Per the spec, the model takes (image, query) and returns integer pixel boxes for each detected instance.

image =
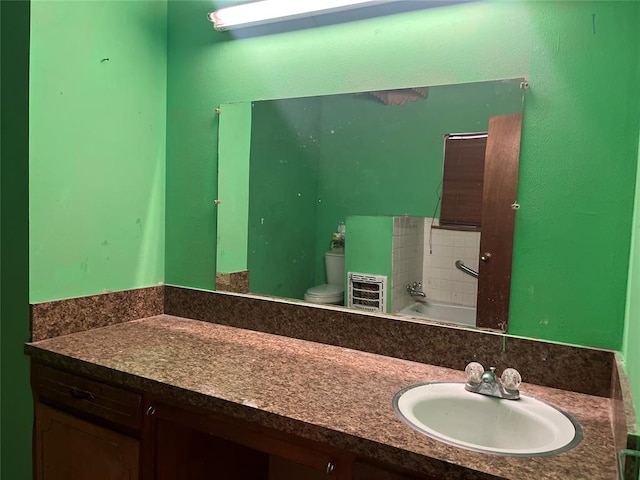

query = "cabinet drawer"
[34,364,142,431]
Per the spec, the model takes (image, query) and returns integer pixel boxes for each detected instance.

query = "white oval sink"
[393,383,582,457]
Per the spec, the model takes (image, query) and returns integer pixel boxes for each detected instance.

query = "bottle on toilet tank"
[330,222,345,252]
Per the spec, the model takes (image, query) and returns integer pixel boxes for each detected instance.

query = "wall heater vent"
[348,272,387,313]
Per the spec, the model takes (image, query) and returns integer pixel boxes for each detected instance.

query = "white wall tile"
[422,222,480,307]
[439,291,452,302]
[462,293,476,307]
[392,216,425,312]
[464,246,478,260]
[461,282,476,294]
[440,245,453,257]
[394,217,479,312]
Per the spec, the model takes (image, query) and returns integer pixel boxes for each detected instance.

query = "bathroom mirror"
[215,78,525,332]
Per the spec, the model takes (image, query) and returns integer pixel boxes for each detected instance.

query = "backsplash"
[163,286,616,398]
[29,284,637,454]
[29,284,623,398]
[30,286,163,341]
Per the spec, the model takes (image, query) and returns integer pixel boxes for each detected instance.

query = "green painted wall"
[247,98,321,298]
[509,3,639,349]
[217,102,252,273]
[345,216,394,312]
[314,80,523,283]
[318,80,522,216]
[166,1,640,350]
[29,0,168,303]
[624,128,640,433]
[1,1,32,477]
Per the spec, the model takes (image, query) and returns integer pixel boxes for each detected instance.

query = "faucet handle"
[464,362,484,384]
[482,366,497,383]
[501,368,522,390]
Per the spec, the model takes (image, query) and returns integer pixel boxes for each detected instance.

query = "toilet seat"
[304,284,344,304]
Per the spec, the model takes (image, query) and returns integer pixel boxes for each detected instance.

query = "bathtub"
[398,301,476,327]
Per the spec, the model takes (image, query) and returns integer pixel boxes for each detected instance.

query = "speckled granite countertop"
[25,315,617,480]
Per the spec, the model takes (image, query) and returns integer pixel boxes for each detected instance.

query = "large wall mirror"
[215,78,525,332]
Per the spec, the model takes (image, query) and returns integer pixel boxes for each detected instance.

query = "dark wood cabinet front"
[34,403,139,480]
[141,400,352,480]
[153,416,268,480]
[32,363,439,480]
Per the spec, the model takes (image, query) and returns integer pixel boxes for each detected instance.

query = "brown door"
[34,403,139,480]
[476,113,523,330]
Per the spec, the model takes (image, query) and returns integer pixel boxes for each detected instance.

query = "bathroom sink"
[393,383,582,457]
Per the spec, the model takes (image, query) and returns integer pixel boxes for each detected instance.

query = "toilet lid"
[306,284,344,297]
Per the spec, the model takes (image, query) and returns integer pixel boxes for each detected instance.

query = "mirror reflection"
[216,78,525,331]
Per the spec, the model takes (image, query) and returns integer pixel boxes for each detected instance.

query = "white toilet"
[304,252,345,305]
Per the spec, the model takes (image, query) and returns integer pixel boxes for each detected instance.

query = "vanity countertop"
[25,315,617,480]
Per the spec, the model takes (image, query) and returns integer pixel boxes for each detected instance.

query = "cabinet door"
[142,400,352,480]
[152,413,269,480]
[269,455,341,480]
[353,460,438,480]
[35,403,139,480]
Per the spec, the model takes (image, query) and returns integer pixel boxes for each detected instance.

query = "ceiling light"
[207,0,397,31]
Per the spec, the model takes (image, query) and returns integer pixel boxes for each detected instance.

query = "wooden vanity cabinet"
[32,364,142,480]
[32,363,438,480]
[34,404,139,480]
[353,460,438,480]
[141,399,354,480]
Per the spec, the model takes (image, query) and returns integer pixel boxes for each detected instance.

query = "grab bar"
[455,260,478,279]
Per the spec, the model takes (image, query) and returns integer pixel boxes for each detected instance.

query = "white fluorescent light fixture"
[208,0,397,31]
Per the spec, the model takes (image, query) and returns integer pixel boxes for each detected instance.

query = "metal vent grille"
[348,272,387,313]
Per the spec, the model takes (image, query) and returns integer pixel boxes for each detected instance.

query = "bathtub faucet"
[406,282,426,298]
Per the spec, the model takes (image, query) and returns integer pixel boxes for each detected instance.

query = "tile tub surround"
[392,216,425,313]
[423,222,481,308]
[164,286,615,397]
[25,316,617,480]
[390,216,481,312]
[30,286,163,341]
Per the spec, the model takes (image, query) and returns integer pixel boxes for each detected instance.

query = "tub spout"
[406,282,426,298]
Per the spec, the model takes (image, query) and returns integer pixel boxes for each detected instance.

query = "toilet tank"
[325,252,345,286]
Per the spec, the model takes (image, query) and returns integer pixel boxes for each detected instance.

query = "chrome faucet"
[464,362,521,400]
[406,281,426,298]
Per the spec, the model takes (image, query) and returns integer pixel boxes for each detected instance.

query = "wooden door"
[476,113,523,330]
[34,403,139,480]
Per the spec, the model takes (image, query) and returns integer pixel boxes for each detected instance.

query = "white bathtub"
[398,301,476,327]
